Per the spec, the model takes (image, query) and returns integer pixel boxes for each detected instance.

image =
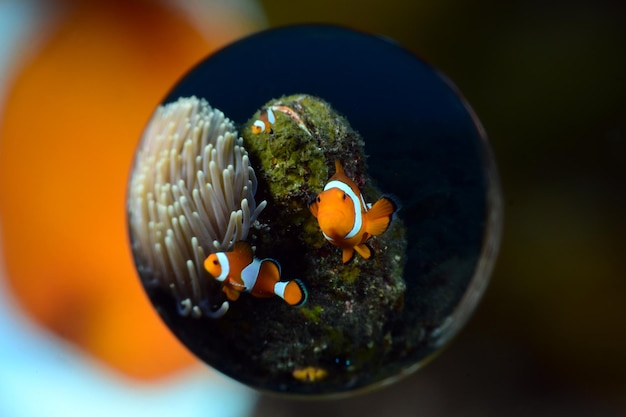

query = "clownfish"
[251,107,275,134]
[204,241,307,307]
[309,160,396,264]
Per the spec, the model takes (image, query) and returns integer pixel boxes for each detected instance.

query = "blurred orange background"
[0,0,263,380]
[1,0,625,415]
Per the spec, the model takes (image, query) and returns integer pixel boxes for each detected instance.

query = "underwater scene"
[127,25,501,396]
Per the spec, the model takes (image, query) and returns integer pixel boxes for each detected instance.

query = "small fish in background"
[292,366,328,383]
[251,107,275,134]
[309,160,396,263]
[204,241,307,306]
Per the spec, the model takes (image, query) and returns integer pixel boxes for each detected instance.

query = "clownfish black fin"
[341,247,356,264]
[260,258,281,280]
[232,241,254,258]
[308,196,319,217]
[279,279,308,307]
[354,243,373,260]
[334,160,345,175]
[366,197,397,236]
[292,279,308,307]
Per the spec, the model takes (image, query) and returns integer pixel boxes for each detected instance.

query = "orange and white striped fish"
[251,108,275,134]
[309,160,396,263]
[204,241,307,306]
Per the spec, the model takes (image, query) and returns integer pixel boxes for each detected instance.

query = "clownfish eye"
[212,259,219,265]
[317,196,321,203]
[342,193,347,200]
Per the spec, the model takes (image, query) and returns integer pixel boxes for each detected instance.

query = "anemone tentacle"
[129,96,265,318]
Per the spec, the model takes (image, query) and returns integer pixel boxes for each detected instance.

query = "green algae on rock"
[237,94,408,392]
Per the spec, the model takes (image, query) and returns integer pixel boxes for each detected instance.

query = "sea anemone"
[128,96,266,318]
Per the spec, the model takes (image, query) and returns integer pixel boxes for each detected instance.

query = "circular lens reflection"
[128,25,502,397]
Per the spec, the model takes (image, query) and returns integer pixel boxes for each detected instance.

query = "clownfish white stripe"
[309,160,397,264]
[204,241,307,308]
[253,120,266,132]
[240,258,262,290]
[267,108,276,124]
[215,252,230,281]
[323,180,362,239]
[274,281,287,299]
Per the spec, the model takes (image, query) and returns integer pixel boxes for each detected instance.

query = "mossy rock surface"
[216,94,410,393]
